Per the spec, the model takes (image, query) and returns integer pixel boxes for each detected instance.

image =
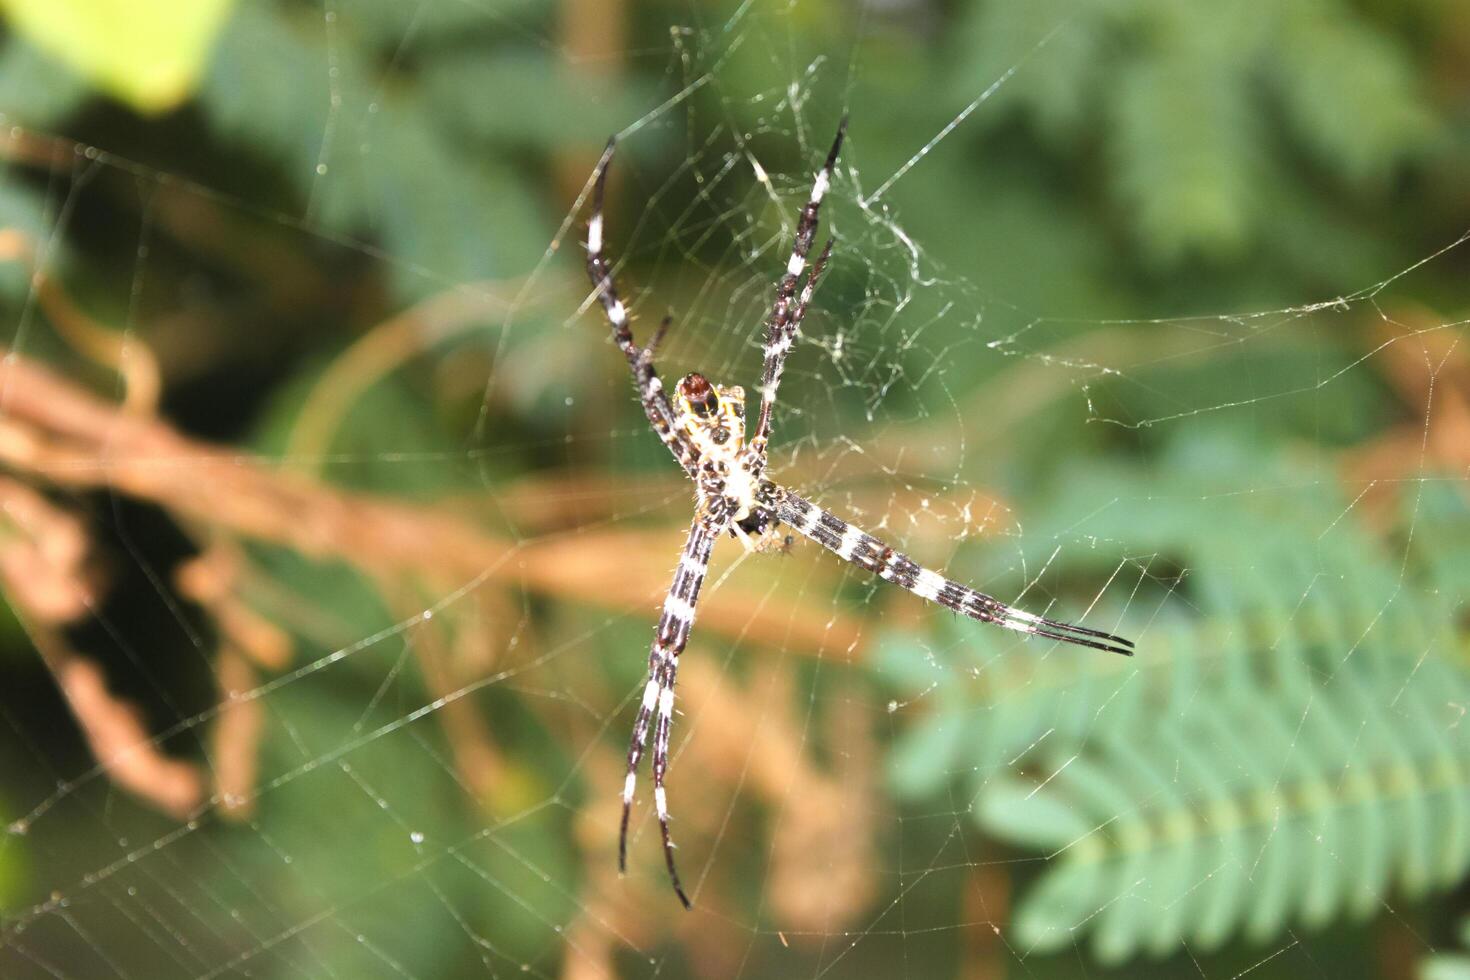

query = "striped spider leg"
[618,511,723,909]
[749,117,847,457]
[777,491,1134,656]
[586,138,698,479]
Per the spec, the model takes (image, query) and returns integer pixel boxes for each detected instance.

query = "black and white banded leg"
[586,139,698,477]
[778,491,1134,656]
[619,516,722,908]
[751,119,847,449]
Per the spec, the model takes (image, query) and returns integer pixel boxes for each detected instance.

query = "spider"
[584,119,1134,908]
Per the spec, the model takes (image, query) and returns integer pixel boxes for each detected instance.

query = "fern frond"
[942,0,1446,268]
[1268,1,1439,186]
[882,431,1470,960]
[977,651,1470,962]
[948,0,1107,145]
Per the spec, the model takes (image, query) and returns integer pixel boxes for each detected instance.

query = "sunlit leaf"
[0,0,234,113]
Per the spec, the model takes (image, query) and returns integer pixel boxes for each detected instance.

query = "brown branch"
[0,474,203,816]
[0,230,161,414]
[382,574,512,809]
[42,635,205,818]
[177,546,293,820]
[0,348,868,657]
[285,284,520,467]
[0,476,98,623]
[679,659,879,933]
[210,648,263,819]
[177,547,293,671]
[961,861,1012,980]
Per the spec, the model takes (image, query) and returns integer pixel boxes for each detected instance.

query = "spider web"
[0,2,1467,978]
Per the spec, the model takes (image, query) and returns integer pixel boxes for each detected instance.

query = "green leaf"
[888,709,969,800]
[0,179,56,300]
[975,771,1093,849]
[1269,2,1440,185]
[1423,956,1470,980]
[422,50,650,150]
[198,3,546,300]
[0,0,233,113]
[0,34,88,125]
[225,678,574,973]
[948,0,1106,145]
[991,655,1470,962]
[1106,45,1262,265]
[0,793,27,910]
[938,0,1445,280]
[896,429,1470,961]
[873,631,952,693]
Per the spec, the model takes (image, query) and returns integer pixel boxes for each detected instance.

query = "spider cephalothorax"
[674,373,745,452]
[674,373,780,544]
[585,118,1134,908]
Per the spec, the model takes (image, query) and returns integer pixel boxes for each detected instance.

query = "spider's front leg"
[620,512,725,908]
[750,119,847,456]
[585,140,697,478]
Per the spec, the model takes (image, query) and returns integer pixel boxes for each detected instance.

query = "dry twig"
[37,632,205,818]
[0,462,208,817]
[0,347,868,656]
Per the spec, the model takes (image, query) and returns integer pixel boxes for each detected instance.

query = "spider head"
[677,373,719,418]
[676,373,745,451]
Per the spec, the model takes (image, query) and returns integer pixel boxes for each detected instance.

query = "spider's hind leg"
[620,516,720,908]
[777,489,1135,656]
[619,647,669,871]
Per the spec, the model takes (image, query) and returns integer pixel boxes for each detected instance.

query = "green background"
[1,1,1468,977]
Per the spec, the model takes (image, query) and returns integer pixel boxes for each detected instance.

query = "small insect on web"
[583,118,1135,908]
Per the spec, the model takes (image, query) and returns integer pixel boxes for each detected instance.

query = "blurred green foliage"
[952,0,1439,265]
[1423,918,1470,980]
[0,0,1468,978]
[885,434,1470,963]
